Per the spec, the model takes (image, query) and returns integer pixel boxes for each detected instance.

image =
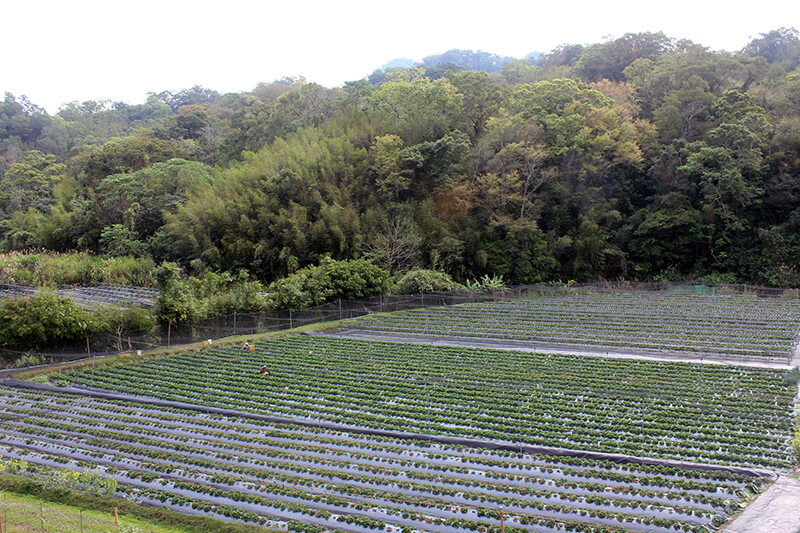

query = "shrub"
[154,263,266,323]
[154,263,200,324]
[0,292,99,346]
[393,268,463,293]
[0,291,158,351]
[268,258,390,309]
[188,270,267,316]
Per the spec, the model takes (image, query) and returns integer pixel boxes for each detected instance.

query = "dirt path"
[320,330,798,370]
[725,475,800,533]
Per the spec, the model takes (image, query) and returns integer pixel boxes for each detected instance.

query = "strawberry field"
[0,385,771,533]
[52,336,796,469]
[341,293,800,359]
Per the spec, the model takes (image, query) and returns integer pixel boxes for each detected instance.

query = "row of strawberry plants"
[57,336,795,467]
[1,406,738,518]
[0,422,688,532]
[2,386,756,489]
[1,387,758,532]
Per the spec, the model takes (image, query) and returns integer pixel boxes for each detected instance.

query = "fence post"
[40,501,43,532]
[379,294,383,313]
[233,312,237,336]
[339,299,342,319]
[289,309,293,330]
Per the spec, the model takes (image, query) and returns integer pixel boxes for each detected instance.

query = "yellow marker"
[119,353,131,358]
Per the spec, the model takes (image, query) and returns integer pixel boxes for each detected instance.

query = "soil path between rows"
[0,376,777,481]
[321,330,799,369]
[724,475,800,533]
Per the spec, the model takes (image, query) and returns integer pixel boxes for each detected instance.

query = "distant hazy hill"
[375,48,542,76]
[379,58,415,71]
[421,49,518,73]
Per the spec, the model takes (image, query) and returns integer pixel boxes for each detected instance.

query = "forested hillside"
[2,29,800,286]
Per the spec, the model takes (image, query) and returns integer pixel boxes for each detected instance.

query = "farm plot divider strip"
[0,377,777,481]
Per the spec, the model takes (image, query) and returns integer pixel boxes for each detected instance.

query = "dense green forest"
[2,29,800,287]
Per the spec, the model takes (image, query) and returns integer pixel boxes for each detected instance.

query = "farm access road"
[319,330,799,369]
[724,475,800,533]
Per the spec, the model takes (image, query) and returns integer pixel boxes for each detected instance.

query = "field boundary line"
[325,330,798,369]
[0,377,778,480]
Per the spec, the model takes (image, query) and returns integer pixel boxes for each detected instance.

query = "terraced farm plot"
[341,293,800,359]
[0,386,770,533]
[55,336,796,469]
[57,283,159,309]
[0,283,158,309]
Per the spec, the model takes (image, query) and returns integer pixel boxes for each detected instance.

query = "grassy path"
[0,491,190,533]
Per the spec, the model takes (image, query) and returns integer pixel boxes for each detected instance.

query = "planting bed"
[0,386,768,532]
[340,293,800,359]
[54,336,796,469]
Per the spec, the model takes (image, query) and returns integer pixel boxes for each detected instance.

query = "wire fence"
[1,280,799,369]
[0,492,154,533]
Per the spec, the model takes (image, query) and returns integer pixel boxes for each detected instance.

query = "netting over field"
[0,283,158,309]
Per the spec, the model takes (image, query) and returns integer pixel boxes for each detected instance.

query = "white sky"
[2,0,799,114]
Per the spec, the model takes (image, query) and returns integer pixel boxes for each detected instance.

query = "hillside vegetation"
[2,29,800,286]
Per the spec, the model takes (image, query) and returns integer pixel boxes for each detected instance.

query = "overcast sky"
[3,0,799,113]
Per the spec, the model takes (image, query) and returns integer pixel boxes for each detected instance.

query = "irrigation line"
[0,377,778,481]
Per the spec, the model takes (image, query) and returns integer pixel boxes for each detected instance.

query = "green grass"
[0,490,191,533]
